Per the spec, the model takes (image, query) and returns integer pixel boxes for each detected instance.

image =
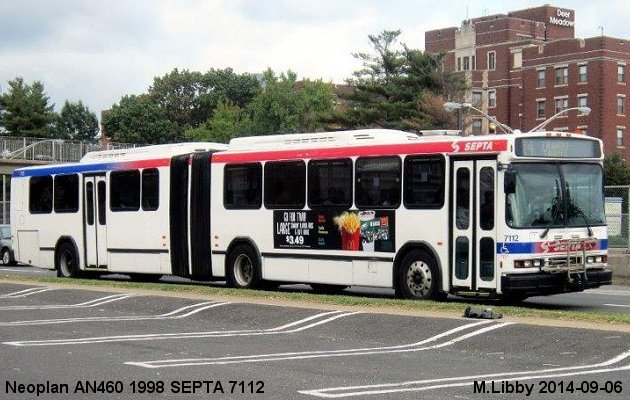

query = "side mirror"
[504,170,516,194]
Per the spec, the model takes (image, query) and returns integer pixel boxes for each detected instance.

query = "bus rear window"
[264,161,306,209]
[355,157,401,208]
[54,174,79,213]
[403,156,445,209]
[308,159,352,208]
[224,163,262,209]
[110,170,140,212]
[29,176,53,214]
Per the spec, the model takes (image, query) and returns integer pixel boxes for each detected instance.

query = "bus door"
[83,175,108,269]
[451,159,497,292]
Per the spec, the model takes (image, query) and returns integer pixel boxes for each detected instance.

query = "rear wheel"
[56,242,80,278]
[396,250,440,300]
[226,244,260,289]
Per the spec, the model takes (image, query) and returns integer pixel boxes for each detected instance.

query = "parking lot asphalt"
[0,283,628,399]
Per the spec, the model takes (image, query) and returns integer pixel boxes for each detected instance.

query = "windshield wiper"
[565,182,594,237]
[540,179,562,239]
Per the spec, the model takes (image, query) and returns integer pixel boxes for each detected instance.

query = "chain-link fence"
[605,185,630,248]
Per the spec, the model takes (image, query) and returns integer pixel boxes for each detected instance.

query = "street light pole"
[528,107,591,132]
[443,102,513,133]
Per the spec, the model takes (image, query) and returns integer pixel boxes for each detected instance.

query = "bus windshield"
[506,163,605,229]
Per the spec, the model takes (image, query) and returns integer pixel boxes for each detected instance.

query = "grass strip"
[2,274,629,326]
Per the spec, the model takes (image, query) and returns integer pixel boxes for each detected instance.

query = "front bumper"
[501,268,613,297]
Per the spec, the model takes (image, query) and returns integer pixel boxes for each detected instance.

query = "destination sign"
[515,137,601,158]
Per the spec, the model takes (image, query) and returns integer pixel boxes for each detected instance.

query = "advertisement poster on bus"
[273,210,395,252]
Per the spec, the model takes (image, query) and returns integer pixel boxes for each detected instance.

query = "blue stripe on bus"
[12,162,118,178]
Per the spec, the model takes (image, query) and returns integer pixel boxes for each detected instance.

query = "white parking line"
[604,303,630,308]
[3,310,360,347]
[125,321,511,369]
[0,301,229,326]
[0,287,54,298]
[0,293,132,311]
[299,350,630,398]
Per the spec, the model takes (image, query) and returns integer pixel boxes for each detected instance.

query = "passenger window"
[404,156,445,209]
[53,174,79,213]
[308,159,352,208]
[29,176,53,214]
[224,163,262,209]
[110,170,140,212]
[264,161,306,209]
[141,169,159,211]
[355,157,401,208]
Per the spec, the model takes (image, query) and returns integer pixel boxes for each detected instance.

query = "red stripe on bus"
[211,139,508,163]
[121,158,171,169]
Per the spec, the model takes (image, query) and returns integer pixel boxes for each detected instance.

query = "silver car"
[0,225,16,265]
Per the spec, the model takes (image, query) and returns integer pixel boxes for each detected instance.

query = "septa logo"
[539,239,598,253]
[452,140,494,153]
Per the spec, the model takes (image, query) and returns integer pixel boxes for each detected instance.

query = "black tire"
[56,241,80,278]
[310,283,348,294]
[396,249,440,300]
[128,273,162,283]
[1,248,16,266]
[226,244,261,289]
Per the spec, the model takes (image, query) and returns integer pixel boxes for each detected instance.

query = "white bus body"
[11,130,611,300]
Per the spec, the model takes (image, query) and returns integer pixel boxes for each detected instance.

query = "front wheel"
[396,250,440,300]
[56,242,80,278]
[1,248,16,266]
[226,244,261,289]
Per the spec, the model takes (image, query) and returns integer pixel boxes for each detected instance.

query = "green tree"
[102,95,178,144]
[340,30,467,130]
[56,100,99,141]
[604,153,630,185]
[247,69,335,134]
[148,68,260,131]
[0,77,56,137]
[184,100,250,143]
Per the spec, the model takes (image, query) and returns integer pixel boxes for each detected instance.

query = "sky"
[1,0,629,117]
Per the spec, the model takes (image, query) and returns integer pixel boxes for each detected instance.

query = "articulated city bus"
[10,129,612,300]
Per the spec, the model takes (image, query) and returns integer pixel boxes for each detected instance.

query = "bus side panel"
[190,152,213,278]
[169,154,190,277]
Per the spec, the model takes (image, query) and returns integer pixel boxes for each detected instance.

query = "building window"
[488,90,496,108]
[0,175,10,224]
[578,64,587,83]
[471,55,476,70]
[487,51,496,70]
[463,56,470,71]
[536,100,546,118]
[578,95,588,115]
[617,128,625,147]
[618,64,626,83]
[577,125,588,135]
[555,66,568,85]
[618,96,626,115]
[537,69,546,88]
[457,57,461,71]
[555,97,568,114]
[472,91,482,107]
[471,118,482,135]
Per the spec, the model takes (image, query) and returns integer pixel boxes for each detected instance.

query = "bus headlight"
[586,256,594,264]
[514,259,543,268]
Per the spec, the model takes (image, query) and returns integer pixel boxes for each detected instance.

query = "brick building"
[425,4,630,158]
